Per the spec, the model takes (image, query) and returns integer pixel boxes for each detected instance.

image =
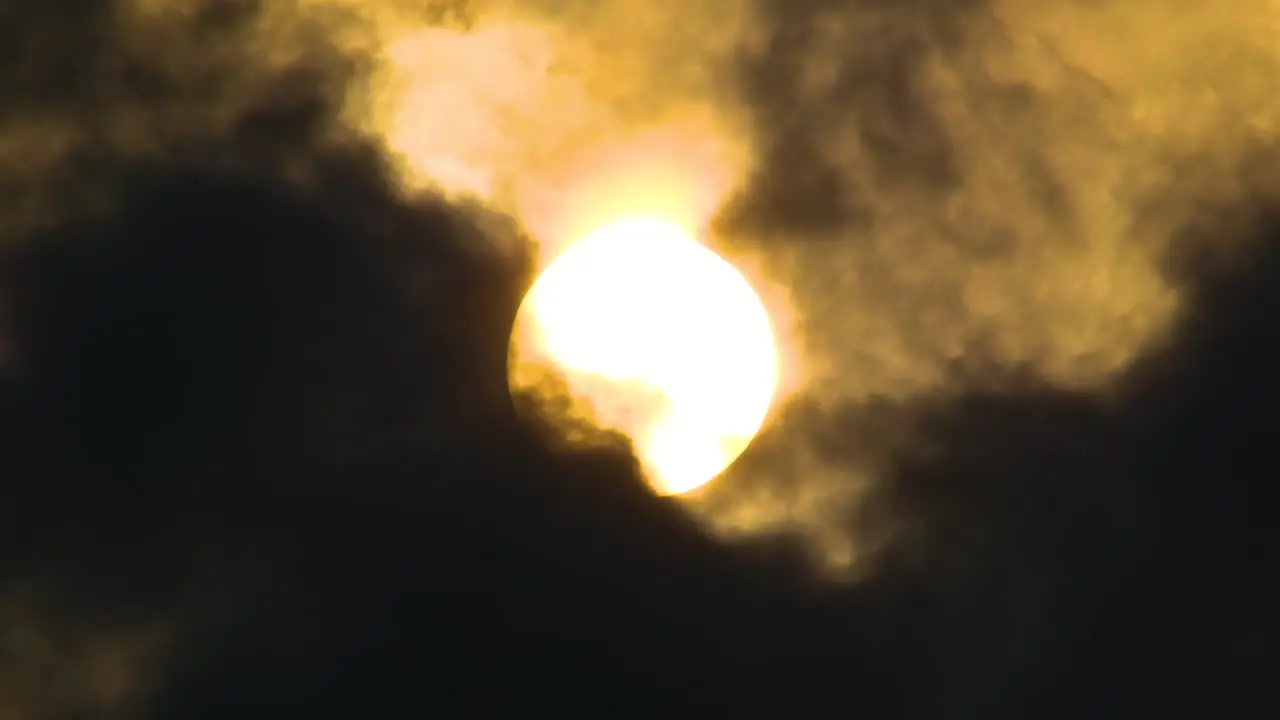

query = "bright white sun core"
[508,216,779,496]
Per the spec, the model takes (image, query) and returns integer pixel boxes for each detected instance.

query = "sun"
[508,216,779,496]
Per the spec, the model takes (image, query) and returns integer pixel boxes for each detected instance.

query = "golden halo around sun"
[508,216,779,496]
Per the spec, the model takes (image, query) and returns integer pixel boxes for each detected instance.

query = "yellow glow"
[510,217,778,495]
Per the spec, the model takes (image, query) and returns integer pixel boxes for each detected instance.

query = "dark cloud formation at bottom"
[2,2,1280,718]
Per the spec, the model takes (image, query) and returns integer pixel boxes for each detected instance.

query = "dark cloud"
[714,0,980,237]
[2,0,1279,717]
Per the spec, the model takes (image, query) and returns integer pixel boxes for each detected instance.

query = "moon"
[508,216,779,496]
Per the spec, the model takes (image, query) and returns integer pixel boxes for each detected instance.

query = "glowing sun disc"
[508,216,778,495]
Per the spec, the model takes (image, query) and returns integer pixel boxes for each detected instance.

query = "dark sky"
[2,1,1278,717]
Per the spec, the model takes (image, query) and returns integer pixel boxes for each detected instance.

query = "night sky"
[2,1,1278,717]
